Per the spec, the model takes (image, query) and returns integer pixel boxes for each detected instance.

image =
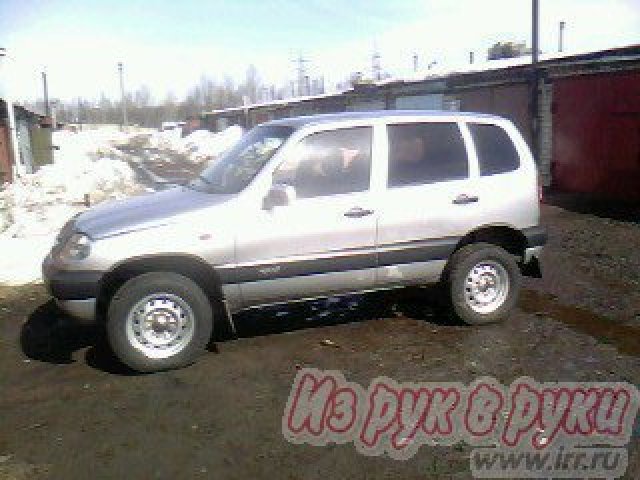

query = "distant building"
[160,121,185,132]
[0,100,53,182]
[0,48,54,183]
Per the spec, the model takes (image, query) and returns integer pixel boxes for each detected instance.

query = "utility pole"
[469,51,475,64]
[50,99,58,129]
[292,53,308,97]
[303,76,310,96]
[412,53,419,72]
[118,62,128,129]
[531,0,540,162]
[371,46,381,81]
[532,0,539,64]
[242,95,250,129]
[41,71,49,117]
[558,21,566,52]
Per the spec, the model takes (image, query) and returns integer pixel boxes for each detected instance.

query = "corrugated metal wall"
[346,98,386,112]
[552,70,640,199]
[394,94,443,110]
[456,83,532,146]
[199,59,640,201]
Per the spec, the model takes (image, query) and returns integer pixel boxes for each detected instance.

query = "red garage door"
[552,71,640,200]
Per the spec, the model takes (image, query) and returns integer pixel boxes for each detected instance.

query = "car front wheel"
[106,272,213,372]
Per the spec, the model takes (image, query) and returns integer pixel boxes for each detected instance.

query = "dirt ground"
[0,203,638,479]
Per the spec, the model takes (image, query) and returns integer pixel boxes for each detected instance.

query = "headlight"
[59,233,92,260]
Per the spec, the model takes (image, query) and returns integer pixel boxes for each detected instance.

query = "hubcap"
[464,260,510,314]
[126,293,195,359]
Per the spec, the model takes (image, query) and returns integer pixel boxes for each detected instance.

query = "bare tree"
[24,65,263,128]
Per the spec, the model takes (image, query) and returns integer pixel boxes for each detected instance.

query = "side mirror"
[263,184,296,210]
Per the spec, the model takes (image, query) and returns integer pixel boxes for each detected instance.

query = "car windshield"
[190,125,294,194]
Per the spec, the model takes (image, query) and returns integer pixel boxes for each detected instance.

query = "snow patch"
[145,125,243,163]
[0,127,144,285]
[0,124,241,285]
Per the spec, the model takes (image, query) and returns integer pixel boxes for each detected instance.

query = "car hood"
[75,187,234,239]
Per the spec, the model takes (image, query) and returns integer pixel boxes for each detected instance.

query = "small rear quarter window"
[469,123,520,176]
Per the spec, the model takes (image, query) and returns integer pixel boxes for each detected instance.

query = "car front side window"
[273,126,372,199]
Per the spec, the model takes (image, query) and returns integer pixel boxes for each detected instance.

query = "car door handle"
[452,194,479,205]
[344,207,374,218]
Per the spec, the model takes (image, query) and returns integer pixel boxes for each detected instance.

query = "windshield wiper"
[192,176,231,194]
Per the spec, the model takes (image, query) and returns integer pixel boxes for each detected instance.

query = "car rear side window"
[387,122,468,187]
[469,123,520,176]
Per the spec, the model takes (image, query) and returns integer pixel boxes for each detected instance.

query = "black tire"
[106,272,213,372]
[444,243,521,325]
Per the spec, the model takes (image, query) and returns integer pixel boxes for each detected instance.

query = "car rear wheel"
[107,272,213,372]
[445,243,521,325]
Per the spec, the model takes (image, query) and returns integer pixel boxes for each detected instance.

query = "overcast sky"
[1,0,639,103]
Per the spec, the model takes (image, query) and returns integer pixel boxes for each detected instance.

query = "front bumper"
[54,298,97,324]
[42,255,102,324]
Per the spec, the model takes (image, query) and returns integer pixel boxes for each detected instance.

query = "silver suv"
[43,111,546,372]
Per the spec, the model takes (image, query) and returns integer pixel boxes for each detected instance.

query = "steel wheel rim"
[126,293,195,359]
[463,260,510,314]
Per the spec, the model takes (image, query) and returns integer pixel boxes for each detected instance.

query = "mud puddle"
[519,289,640,356]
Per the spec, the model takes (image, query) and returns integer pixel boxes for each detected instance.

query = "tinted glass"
[274,127,372,199]
[387,122,468,187]
[194,125,293,194]
[469,123,520,176]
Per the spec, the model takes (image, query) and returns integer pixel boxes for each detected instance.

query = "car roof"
[262,110,503,129]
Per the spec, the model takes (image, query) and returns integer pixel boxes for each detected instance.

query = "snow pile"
[0,127,143,285]
[0,124,241,285]
[2,157,138,238]
[147,127,184,151]
[54,126,133,158]
[145,125,243,163]
[184,126,244,162]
